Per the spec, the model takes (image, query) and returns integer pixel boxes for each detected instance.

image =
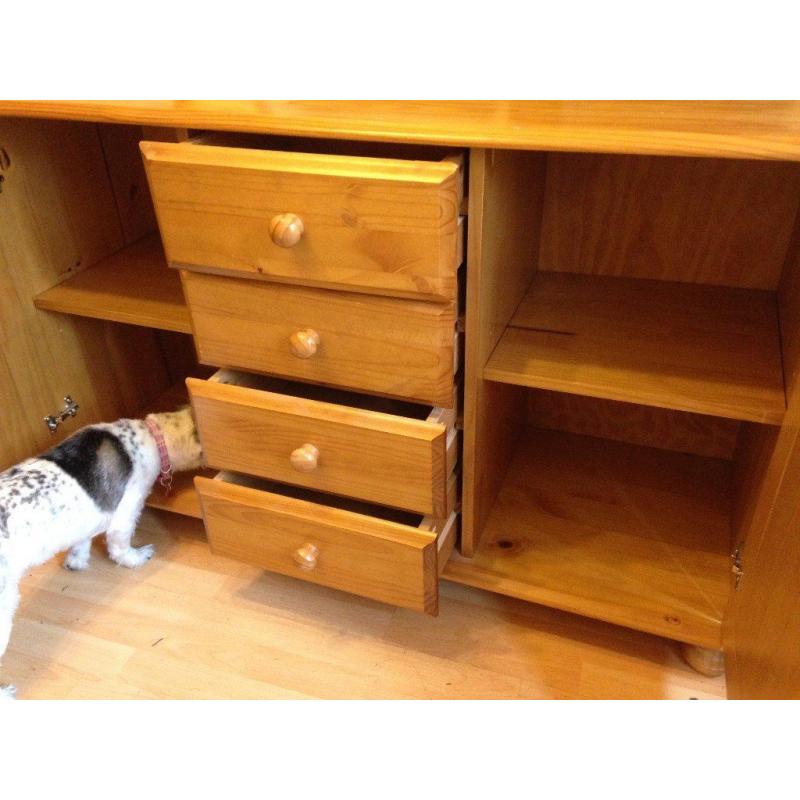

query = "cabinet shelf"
[34,234,192,334]
[444,427,732,649]
[484,272,786,424]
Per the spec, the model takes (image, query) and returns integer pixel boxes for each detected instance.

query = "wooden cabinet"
[3,102,800,699]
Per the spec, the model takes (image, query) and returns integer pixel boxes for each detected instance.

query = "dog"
[0,407,204,698]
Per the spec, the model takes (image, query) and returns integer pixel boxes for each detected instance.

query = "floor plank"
[3,509,726,699]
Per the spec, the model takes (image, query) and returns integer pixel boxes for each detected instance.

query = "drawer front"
[182,270,457,407]
[187,374,456,517]
[141,141,463,301]
[195,475,458,615]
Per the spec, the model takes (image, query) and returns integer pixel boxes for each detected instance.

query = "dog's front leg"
[105,486,153,569]
[64,538,93,571]
[106,527,154,568]
[0,563,20,699]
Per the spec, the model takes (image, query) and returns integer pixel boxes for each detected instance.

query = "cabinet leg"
[681,643,725,677]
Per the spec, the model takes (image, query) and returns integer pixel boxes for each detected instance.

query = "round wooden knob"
[290,328,320,358]
[269,213,304,247]
[293,543,319,571]
[290,443,319,472]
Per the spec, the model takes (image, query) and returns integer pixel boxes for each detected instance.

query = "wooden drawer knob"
[269,213,304,247]
[293,543,319,571]
[290,443,319,472]
[290,328,320,358]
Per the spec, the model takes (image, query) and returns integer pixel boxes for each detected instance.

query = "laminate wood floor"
[3,510,726,699]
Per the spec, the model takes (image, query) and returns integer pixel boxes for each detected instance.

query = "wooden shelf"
[484,272,786,425]
[443,427,732,649]
[145,469,209,519]
[34,234,192,334]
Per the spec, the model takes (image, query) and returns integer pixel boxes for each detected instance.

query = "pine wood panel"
[725,415,800,698]
[181,269,456,406]
[446,428,732,649]
[141,140,462,301]
[461,149,545,556]
[188,372,452,516]
[527,390,740,460]
[33,234,192,333]
[724,248,800,698]
[485,272,785,424]
[3,509,726,699]
[97,124,158,244]
[731,422,780,557]
[0,118,170,470]
[3,101,800,160]
[778,213,800,400]
[196,475,447,615]
[539,153,800,289]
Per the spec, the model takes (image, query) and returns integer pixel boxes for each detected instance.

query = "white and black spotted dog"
[0,407,203,699]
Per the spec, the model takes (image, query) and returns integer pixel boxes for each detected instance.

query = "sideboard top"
[2,101,800,161]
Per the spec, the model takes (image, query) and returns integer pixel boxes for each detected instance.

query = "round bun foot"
[681,643,725,677]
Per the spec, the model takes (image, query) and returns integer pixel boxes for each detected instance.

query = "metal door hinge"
[731,544,744,589]
[44,395,79,434]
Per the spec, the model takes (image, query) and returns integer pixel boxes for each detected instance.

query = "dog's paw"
[115,544,155,568]
[0,684,17,700]
[64,553,91,571]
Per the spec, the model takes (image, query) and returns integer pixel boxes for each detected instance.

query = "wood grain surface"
[539,153,800,290]
[3,508,726,699]
[0,118,171,469]
[2,100,800,160]
[196,474,443,614]
[34,234,192,333]
[446,427,732,649]
[142,140,462,301]
[182,269,456,406]
[188,372,453,516]
[485,272,786,424]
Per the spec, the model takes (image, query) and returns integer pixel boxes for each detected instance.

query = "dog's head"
[148,405,204,472]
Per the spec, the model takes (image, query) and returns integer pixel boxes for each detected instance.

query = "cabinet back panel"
[778,214,800,400]
[97,124,158,245]
[539,153,800,290]
[527,390,740,460]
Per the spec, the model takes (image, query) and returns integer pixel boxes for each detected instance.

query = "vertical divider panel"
[724,207,800,698]
[460,149,547,556]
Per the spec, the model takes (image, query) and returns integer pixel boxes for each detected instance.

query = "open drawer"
[195,472,458,615]
[187,369,459,517]
[140,137,463,302]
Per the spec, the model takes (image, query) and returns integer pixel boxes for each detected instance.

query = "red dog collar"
[145,417,173,495]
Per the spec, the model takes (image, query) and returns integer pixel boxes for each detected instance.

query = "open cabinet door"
[724,234,800,699]
[724,419,800,699]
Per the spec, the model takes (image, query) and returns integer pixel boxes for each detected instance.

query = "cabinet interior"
[0,120,186,469]
[456,148,800,650]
